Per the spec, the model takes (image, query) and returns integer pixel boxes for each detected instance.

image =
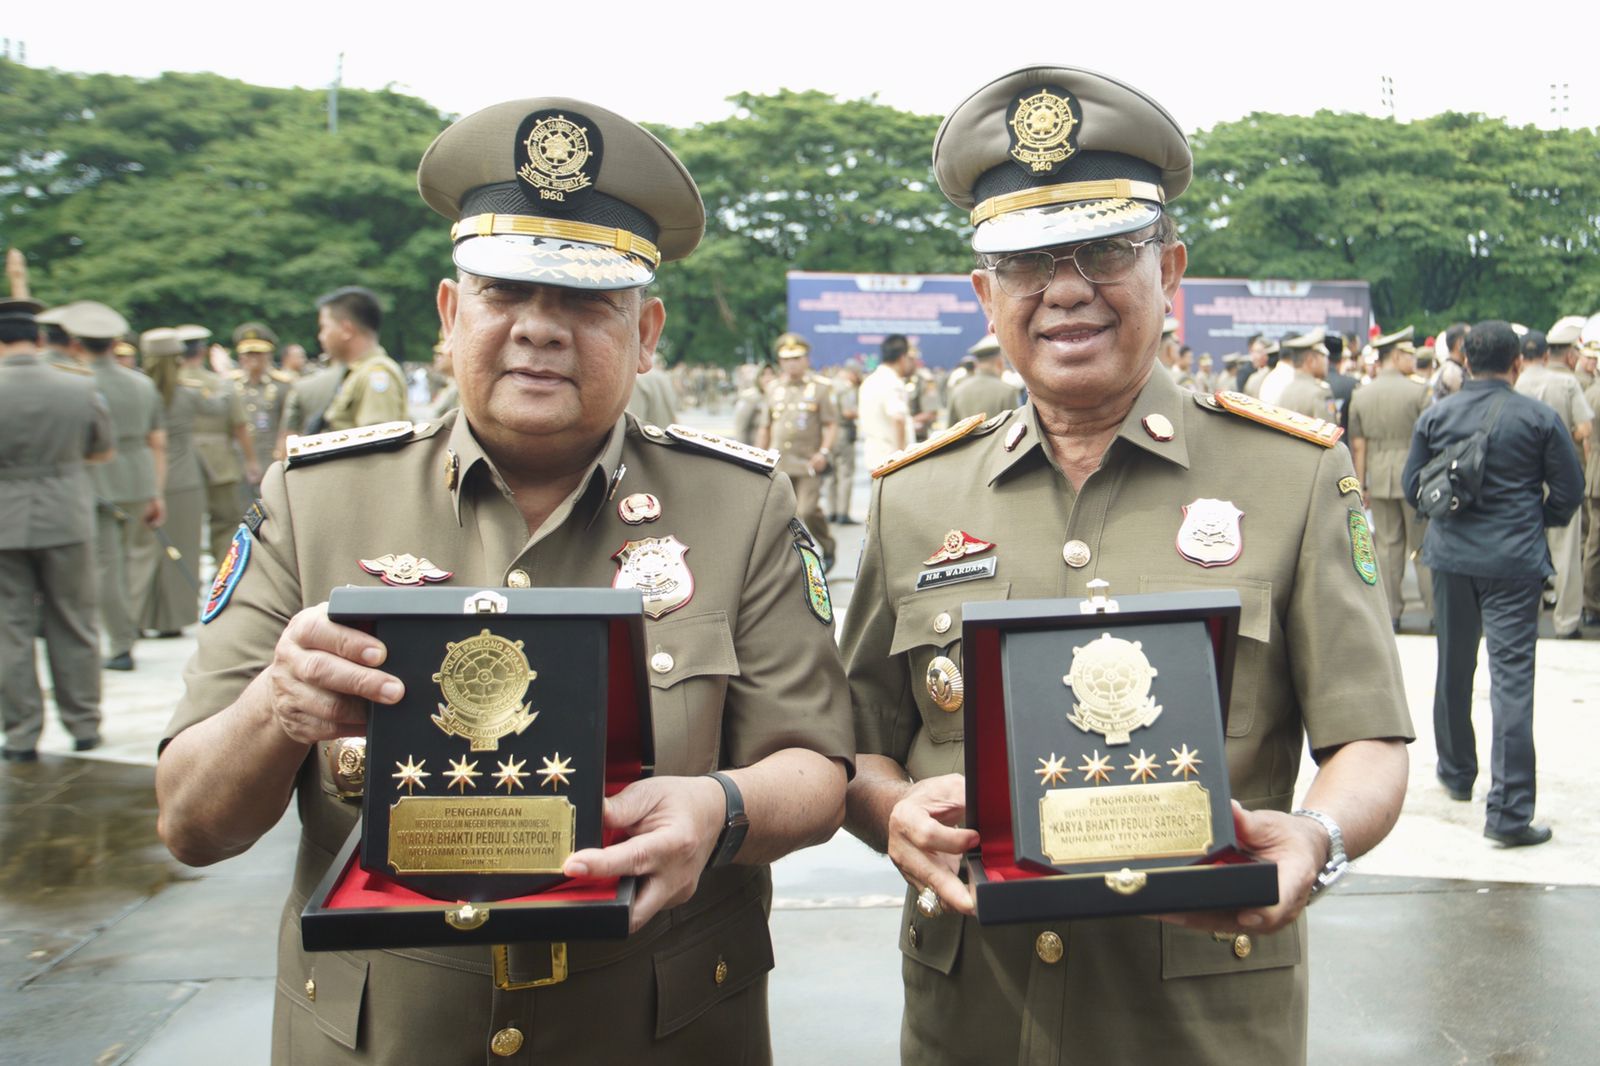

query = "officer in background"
[1323,333,1358,428]
[828,363,862,525]
[945,333,1018,425]
[1241,338,1279,397]
[626,351,678,427]
[843,65,1410,1066]
[315,286,408,432]
[1275,328,1338,421]
[757,332,838,567]
[0,298,114,760]
[175,324,260,565]
[156,95,852,1065]
[1582,341,1600,626]
[231,322,292,499]
[139,327,208,639]
[1348,327,1433,631]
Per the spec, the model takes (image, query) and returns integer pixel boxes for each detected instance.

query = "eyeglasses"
[988,236,1162,297]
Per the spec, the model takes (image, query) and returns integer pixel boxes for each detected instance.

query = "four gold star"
[392,755,430,794]
[1035,753,1070,787]
[1167,744,1203,779]
[1078,749,1113,785]
[445,756,482,793]
[1125,749,1160,783]
[539,753,576,790]
[495,755,530,793]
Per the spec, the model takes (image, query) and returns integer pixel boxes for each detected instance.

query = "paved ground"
[5,407,1599,1063]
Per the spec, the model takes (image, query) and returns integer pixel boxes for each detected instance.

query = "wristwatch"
[705,771,750,868]
[1291,808,1350,899]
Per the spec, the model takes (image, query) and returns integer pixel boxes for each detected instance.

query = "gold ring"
[916,886,943,919]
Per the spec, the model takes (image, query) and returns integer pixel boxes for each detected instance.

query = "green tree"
[1171,110,1600,334]
[0,59,453,360]
[647,90,971,366]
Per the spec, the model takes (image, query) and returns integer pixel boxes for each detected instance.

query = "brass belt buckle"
[493,943,568,989]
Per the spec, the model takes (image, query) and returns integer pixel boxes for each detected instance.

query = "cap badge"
[1007,87,1082,176]
[515,111,601,204]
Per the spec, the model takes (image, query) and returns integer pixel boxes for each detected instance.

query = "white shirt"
[1259,360,1296,406]
[858,364,912,469]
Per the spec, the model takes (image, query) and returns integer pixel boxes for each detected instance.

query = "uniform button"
[507,569,531,588]
[1062,540,1091,568]
[1035,931,1064,964]
[490,1027,524,1056]
[908,923,921,949]
[304,978,316,1001]
[1232,934,1252,959]
[714,955,728,985]
[933,612,952,635]
[651,651,675,674]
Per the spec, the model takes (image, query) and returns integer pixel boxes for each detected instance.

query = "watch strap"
[705,771,750,869]
[1291,807,1350,897]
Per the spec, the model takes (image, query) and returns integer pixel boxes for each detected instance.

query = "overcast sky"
[8,1,1599,136]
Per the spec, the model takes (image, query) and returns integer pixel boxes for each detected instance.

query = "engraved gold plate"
[1039,782,1214,864]
[430,629,539,751]
[925,655,964,713]
[1062,633,1162,744]
[387,795,575,875]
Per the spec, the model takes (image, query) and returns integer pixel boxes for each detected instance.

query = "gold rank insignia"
[360,553,453,587]
[872,414,987,478]
[660,424,779,473]
[430,629,539,751]
[613,535,695,619]
[1208,391,1343,447]
[284,420,416,468]
[1007,86,1082,175]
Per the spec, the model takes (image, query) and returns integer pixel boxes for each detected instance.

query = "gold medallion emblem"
[1062,632,1162,745]
[925,655,964,713]
[1008,88,1079,174]
[430,629,539,751]
[518,114,594,201]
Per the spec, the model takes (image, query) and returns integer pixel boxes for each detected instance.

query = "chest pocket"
[889,583,1012,743]
[645,611,739,775]
[1138,575,1273,737]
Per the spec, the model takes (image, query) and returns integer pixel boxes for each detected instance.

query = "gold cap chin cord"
[970,179,1165,227]
[452,213,662,269]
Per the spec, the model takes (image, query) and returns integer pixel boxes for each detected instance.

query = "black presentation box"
[300,586,653,951]
[962,588,1278,924]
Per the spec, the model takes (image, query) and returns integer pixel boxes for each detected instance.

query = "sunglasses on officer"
[983,234,1163,298]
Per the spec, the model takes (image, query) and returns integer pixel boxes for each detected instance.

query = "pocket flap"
[311,949,368,1049]
[1137,575,1273,644]
[644,611,739,689]
[1160,919,1302,980]
[654,895,775,1038]
[898,888,962,976]
[888,583,1012,657]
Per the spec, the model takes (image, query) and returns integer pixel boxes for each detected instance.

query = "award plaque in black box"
[962,583,1278,924]
[299,586,653,951]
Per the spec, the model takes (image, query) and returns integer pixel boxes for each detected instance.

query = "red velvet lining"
[323,849,621,910]
[605,619,644,795]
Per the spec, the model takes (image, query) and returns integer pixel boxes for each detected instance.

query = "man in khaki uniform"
[1,298,115,760]
[176,325,261,566]
[1516,322,1593,638]
[1241,339,1279,397]
[945,333,1018,425]
[757,332,837,565]
[55,304,168,670]
[156,95,852,1066]
[1273,328,1337,421]
[316,286,409,432]
[1583,345,1600,626]
[230,322,293,498]
[1349,325,1432,631]
[842,66,1412,1066]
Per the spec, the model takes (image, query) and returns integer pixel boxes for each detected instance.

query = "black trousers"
[1431,569,1542,833]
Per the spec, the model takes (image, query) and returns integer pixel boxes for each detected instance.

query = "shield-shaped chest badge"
[1176,499,1244,568]
[612,535,694,618]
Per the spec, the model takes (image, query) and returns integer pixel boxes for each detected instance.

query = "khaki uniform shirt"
[87,356,163,505]
[162,381,206,494]
[186,366,247,485]
[1347,367,1429,499]
[765,375,837,478]
[324,348,407,432]
[1242,365,1268,398]
[841,367,1412,1066]
[1585,380,1600,497]
[0,354,113,549]
[164,411,853,1065]
[234,370,293,473]
[731,387,769,446]
[284,366,345,435]
[1275,370,1336,423]
[1516,363,1594,436]
[945,372,1018,428]
[625,370,677,429]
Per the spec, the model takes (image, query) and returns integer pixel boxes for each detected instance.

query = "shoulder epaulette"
[872,414,989,478]
[227,368,245,381]
[49,360,92,376]
[1199,390,1342,448]
[284,420,418,469]
[269,369,296,383]
[178,374,208,389]
[642,422,778,474]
